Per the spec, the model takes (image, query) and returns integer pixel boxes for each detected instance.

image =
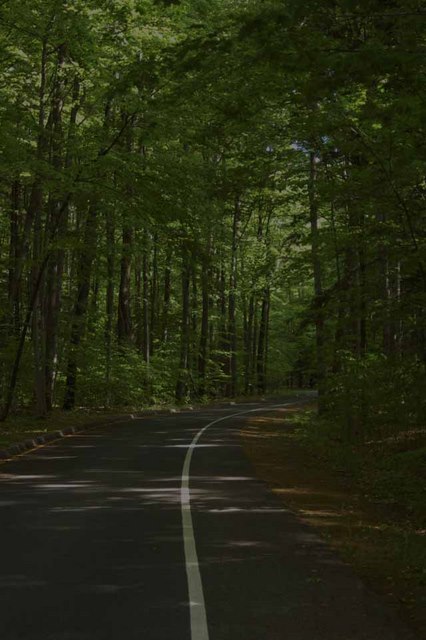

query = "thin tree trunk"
[142,230,150,363]
[345,209,361,358]
[44,44,70,410]
[245,293,255,393]
[218,265,227,394]
[135,253,143,352]
[191,261,198,376]
[176,243,191,402]
[105,210,115,403]
[32,201,47,418]
[162,247,171,344]
[251,296,258,386]
[359,213,367,356]
[226,197,240,397]
[198,253,210,396]
[44,241,64,410]
[150,233,158,356]
[330,200,345,373]
[63,203,97,410]
[309,151,326,412]
[257,287,270,393]
[8,180,21,336]
[117,225,133,344]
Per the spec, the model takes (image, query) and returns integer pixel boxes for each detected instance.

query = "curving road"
[0,399,417,639]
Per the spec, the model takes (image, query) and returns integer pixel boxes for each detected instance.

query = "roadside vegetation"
[243,404,426,638]
[0,408,124,450]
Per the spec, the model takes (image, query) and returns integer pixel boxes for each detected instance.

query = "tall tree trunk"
[150,233,158,356]
[117,225,133,344]
[257,287,270,394]
[226,197,240,397]
[191,261,198,376]
[218,265,227,395]
[63,203,97,410]
[359,212,367,356]
[309,151,326,412]
[135,253,143,353]
[142,229,150,363]
[44,239,64,410]
[30,37,48,416]
[162,247,171,344]
[198,253,210,396]
[44,43,69,410]
[31,199,47,418]
[251,296,258,386]
[345,208,361,358]
[88,269,99,332]
[244,293,255,393]
[8,180,21,336]
[330,200,345,373]
[176,243,191,402]
[105,210,115,403]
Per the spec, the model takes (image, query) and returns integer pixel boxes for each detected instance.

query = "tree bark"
[309,151,326,411]
[150,233,158,356]
[198,253,210,396]
[63,203,97,410]
[162,248,172,344]
[31,196,47,418]
[44,43,70,410]
[8,180,21,336]
[244,293,255,393]
[257,287,270,394]
[176,243,191,402]
[142,230,150,362]
[105,210,115,403]
[117,225,133,344]
[226,197,241,397]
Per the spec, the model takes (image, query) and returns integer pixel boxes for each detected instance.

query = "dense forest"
[0,0,425,439]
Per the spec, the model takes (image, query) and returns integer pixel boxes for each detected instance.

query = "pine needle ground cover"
[242,404,426,639]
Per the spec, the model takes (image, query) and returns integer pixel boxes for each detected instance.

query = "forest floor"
[242,403,426,639]
[0,408,123,450]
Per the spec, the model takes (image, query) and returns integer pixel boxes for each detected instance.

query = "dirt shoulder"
[242,403,426,639]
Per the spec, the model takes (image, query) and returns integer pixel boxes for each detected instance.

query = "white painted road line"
[181,403,294,640]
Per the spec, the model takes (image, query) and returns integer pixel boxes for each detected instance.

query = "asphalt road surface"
[0,398,417,640]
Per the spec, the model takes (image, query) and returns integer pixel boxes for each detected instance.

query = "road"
[0,399,416,640]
